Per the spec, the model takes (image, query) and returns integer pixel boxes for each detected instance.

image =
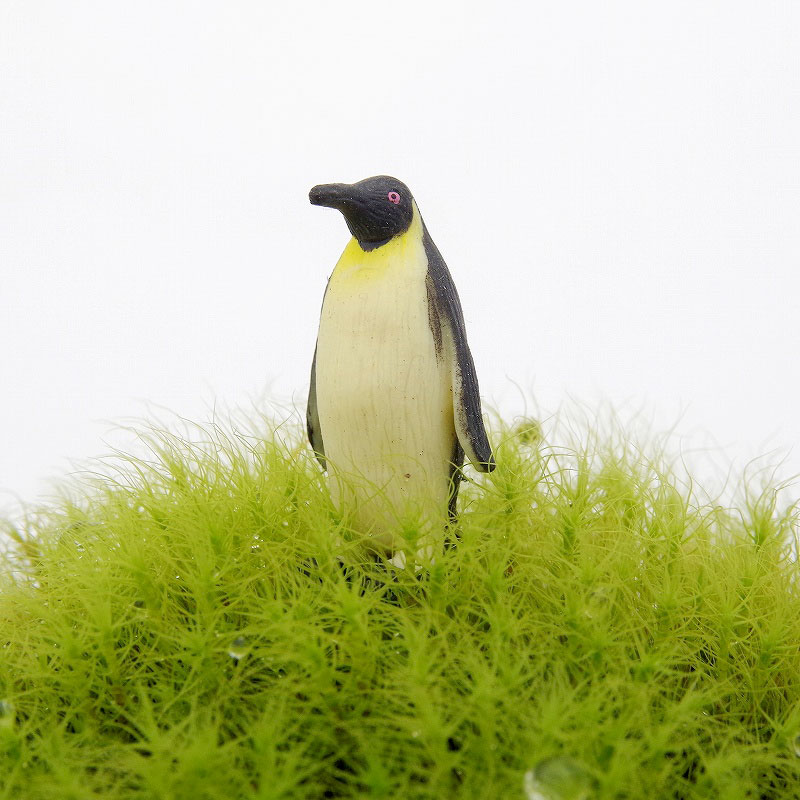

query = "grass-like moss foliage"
[1,411,800,799]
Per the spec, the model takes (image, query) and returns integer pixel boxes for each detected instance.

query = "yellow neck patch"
[332,203,424,283]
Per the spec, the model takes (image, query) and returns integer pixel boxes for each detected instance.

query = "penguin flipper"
[306,343,326,469]
[423,225,495,473]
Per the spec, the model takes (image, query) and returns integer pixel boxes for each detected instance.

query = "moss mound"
[1,412,799,798]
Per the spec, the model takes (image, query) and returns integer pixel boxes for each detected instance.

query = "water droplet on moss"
[523,757,591,800]
[228,635,249,661]
[0,699,15,731]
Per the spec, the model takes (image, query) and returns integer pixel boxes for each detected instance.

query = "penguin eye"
[387,191,401,205]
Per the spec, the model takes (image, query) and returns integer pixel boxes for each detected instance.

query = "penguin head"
[309,175,415,251]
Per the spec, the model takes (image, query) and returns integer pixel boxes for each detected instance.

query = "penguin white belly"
[315,214,454,552]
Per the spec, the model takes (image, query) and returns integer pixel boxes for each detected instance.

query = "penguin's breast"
[314,210,455,533]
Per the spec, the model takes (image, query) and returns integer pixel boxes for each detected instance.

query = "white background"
[2,1,799,520]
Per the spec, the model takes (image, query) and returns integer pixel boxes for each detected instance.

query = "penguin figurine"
[307,175,494,559]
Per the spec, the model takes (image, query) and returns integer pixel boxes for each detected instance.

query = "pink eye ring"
[387,191,401,204]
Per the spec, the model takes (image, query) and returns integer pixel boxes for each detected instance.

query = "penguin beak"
[309,183,355,210]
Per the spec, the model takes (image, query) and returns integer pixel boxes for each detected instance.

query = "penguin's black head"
[309,175,415,251]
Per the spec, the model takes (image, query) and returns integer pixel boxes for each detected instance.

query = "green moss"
[1,411,799,799]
